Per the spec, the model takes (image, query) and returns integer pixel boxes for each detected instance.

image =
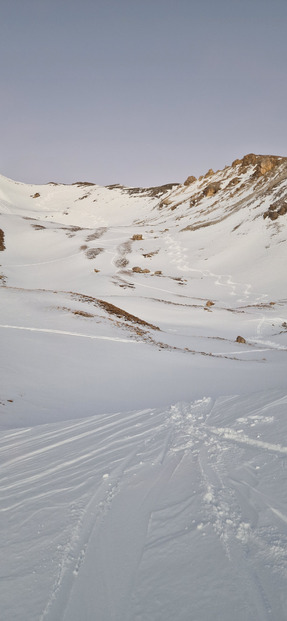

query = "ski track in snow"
[1,171,287,620]
[0,324,140,344]
[2,217,282,357]
[162,235,284,352]
[1,394,287,620]
[163,233,268,305]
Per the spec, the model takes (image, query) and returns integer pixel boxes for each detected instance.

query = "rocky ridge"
[153,153,287,231]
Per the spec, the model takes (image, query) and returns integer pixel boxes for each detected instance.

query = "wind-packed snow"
[0,160,287,620]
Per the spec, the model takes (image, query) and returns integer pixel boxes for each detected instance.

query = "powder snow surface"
[0,169,287,620]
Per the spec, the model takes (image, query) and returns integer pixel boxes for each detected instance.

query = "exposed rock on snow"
[263,200,287,220]
[0,228,5,251]
[0,154,287,621]
[132,266,150,273]
[203,181,221,196]
[183,174,197,186]
[204,167,215,178]
[236,335,246,343]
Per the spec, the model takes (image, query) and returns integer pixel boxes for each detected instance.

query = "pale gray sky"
[1,0,287,186]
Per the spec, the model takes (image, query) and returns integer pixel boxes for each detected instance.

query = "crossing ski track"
[1,167,287,620]
[1,392,287,621]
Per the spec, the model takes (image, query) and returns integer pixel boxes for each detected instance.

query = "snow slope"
[1,155,287,620]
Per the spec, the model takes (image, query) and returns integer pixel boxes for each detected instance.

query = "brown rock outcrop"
[184,175,197,186]
[132,266,150,274]
[236,335,246,344]
[255,157,277,176]
[241,154,258,167]
[204,169,214,178]
[263,201,287,220]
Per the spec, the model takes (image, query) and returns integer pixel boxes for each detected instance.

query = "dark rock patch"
[263,201,287,220]
[236,335,246,344]
[125,183,179,197]
[85,228,107,242]
[115,257,129,268]
[0,229,5,251]
[72,181,95,186]
[85,247,104,259]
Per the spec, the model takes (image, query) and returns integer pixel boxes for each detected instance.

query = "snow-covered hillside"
[1,154,287,620]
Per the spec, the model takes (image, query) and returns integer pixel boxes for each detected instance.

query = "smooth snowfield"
[0,161,287,620]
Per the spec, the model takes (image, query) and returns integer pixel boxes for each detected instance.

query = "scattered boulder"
[31,192,40,198]
[205,300,214,307]
[131,234,143,241]
[263,201,287,220]
[132,266,150,274]
[236,335,246,344]
[277,204,287,216]
[265,211,279,220]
